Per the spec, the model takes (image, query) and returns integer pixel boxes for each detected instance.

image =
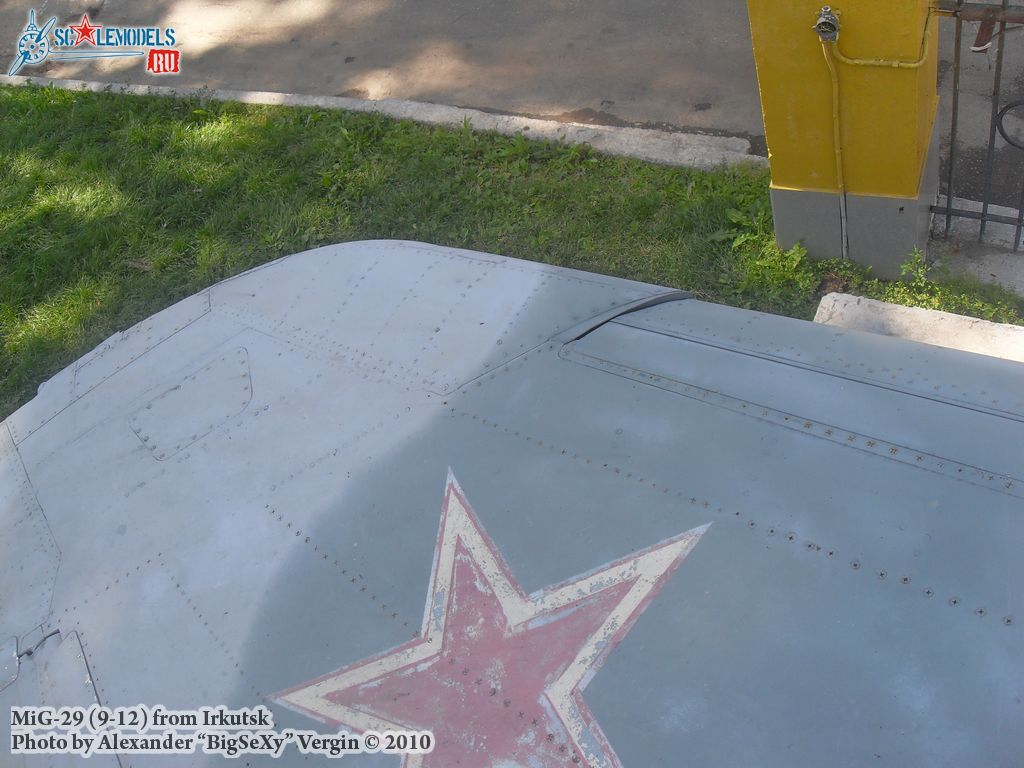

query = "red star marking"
[69,14,100,47]
[274,472,708,767]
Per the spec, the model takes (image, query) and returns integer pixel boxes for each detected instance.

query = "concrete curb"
[814,292,1024,363]
[0,75,766,172]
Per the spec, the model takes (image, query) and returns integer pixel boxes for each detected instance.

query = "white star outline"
[273,470,709,767]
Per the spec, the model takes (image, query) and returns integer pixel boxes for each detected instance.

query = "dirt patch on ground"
[816,271,851,299]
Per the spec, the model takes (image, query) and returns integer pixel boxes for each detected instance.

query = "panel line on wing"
[562,347,1023,501]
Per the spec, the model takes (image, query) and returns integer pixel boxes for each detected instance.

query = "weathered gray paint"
[1,240,1021,766]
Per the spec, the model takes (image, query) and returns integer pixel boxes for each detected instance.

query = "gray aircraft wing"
[2,240,1022,767]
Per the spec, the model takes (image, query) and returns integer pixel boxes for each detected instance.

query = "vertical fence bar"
[943,3,964,238]
[1015,171,1024,249]
[979,0,1009,240]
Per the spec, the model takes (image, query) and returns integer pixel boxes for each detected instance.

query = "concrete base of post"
[770,119,940,280]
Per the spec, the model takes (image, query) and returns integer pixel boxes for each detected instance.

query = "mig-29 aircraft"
[2,240,1021,766]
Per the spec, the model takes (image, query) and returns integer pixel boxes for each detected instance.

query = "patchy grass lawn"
[1,84,1022,418]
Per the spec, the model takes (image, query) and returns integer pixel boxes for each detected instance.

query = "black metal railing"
[933,0,1024,250]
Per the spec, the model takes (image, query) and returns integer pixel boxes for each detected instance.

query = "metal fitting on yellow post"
[746,0,940,279]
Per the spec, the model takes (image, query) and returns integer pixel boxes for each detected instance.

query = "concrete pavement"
[0,0,766,147]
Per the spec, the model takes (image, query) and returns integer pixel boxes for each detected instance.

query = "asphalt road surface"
[2,0,1021,206]
[0,0,766,143]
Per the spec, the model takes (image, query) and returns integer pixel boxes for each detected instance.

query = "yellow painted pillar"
[746,0,940,278]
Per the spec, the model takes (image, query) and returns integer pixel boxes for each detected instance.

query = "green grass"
[1,84,1022,418]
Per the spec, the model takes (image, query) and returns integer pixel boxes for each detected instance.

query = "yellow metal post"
[746,0,940,278]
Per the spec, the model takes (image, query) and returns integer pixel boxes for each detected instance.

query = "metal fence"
[933,0,1024,250]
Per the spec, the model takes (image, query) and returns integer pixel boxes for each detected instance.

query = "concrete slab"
[814,291,1024,363]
